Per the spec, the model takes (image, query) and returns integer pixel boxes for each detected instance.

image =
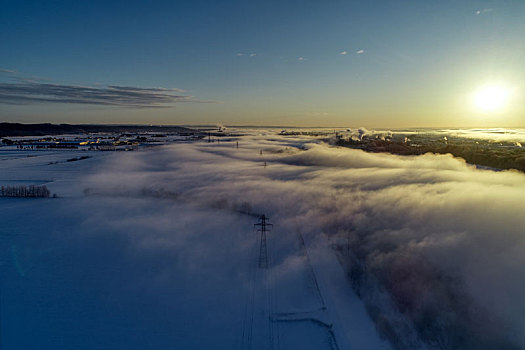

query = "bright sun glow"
[473,85,511,112]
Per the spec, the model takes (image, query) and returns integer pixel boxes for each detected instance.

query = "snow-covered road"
[242,215,390,350]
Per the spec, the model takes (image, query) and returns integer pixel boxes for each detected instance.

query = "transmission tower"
[254,214,273,269]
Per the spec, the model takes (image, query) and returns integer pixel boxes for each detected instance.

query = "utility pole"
[254,215,273,269]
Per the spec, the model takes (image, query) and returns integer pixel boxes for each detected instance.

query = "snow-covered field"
[1,130,524,349]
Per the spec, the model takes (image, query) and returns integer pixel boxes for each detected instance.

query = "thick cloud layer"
[85,134,525,349]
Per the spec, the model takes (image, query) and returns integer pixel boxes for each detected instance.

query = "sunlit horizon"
[1,1,523,127]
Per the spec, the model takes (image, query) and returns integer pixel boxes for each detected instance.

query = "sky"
[0,0,524,127]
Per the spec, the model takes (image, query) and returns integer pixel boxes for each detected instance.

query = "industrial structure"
[254,214,273,269]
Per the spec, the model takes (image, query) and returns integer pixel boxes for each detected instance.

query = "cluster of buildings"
[1,133,181,151]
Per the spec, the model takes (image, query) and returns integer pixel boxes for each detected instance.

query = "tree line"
[0,185,51,198]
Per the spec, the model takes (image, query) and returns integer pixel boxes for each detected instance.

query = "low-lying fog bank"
[84,133,524,349]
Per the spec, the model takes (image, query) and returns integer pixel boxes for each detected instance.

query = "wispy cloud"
[0,68,49,83]
[340,51,347,55]
[0,69,208,108]
[0,68,17,74]
[356,49,365,54]
[236,52,256,57]
[298,57,305,61]
[475,8,493,15]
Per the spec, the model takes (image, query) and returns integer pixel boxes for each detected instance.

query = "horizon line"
[2,121,525,130]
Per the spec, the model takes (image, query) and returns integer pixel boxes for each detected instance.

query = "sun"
[473,85,511,112]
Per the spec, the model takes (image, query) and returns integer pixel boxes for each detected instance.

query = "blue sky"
[1,0,524,126]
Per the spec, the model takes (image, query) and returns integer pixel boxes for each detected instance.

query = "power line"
[254,215,273,269]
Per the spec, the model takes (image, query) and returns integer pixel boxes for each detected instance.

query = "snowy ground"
[1,130,524,349]
[0,144,389,349]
